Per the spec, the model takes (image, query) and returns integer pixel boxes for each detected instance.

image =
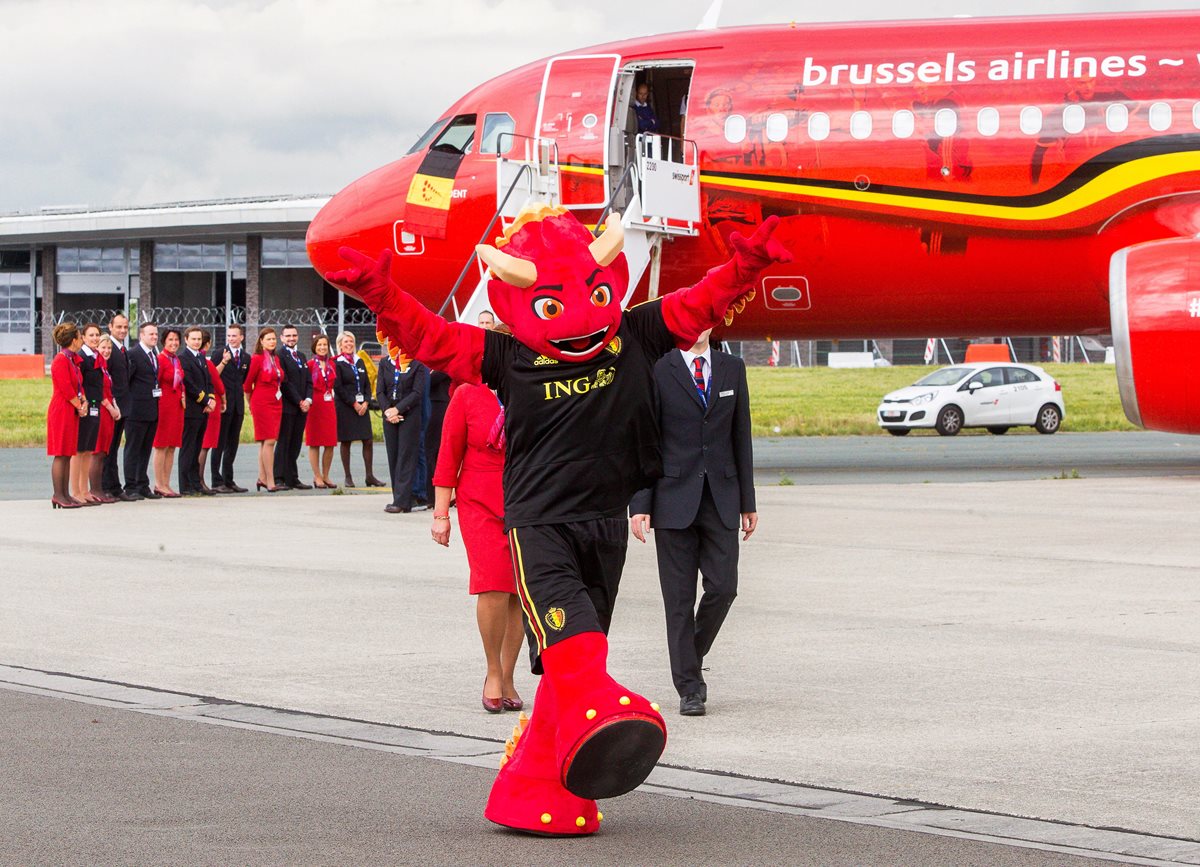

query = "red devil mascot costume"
[325,203,789,835]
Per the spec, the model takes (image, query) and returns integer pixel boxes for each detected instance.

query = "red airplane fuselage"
[308,11,1200,432]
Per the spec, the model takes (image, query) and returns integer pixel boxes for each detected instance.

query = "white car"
[877,362,1065,436]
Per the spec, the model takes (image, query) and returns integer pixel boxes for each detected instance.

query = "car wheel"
[987,426,1009,435]
[1035,404,1062,434]
[886,428,910,436]
[935,405,963,436]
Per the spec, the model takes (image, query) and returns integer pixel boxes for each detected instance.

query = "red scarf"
[163,351,182,389]
[63,349,83,397]
[311,355,335,389]
[262,351,281,381]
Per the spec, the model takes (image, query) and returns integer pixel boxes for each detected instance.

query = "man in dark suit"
[629,329,757,717]
[211,323,251,492]
[179,326,217,496]
[377,350,427,513]
[123,321,161,500]
[273,324,313,489]
[103,313,137,501]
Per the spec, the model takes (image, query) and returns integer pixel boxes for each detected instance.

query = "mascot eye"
[590,284,612,307]
[533,297,564,320]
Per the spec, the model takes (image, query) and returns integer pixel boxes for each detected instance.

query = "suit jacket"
[108,342,132,415]
[212,345,251,416]
[127,343,161,423]
[629,348,755,530]
[181,348,215,419]
[276,346,313,414]
[377,357,428,423]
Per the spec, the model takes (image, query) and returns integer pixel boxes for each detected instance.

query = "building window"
[155,242,240,271]
[0,273,33,334]
[262,237,311,268]
[57,245,133,274]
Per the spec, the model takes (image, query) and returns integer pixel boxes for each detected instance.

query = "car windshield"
[914,367,971,387]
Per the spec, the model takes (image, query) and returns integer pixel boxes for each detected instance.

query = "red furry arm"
[325,247,483,385]
[661,215,792,348]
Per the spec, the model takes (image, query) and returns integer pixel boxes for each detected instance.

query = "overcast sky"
[1,0,1193,213]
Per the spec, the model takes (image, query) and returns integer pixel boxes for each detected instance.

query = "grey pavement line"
[1,663,1196,867]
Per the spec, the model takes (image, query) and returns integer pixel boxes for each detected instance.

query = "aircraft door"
[536,54,620,208]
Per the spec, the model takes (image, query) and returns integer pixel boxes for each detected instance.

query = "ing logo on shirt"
[541,366,616,401]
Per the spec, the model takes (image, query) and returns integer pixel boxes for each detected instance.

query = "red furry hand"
[324,246,394,313]
[729,215,793,276]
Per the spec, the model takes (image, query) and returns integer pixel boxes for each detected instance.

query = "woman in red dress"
[431,377,523,713]
[197,330,227,493]
[47,322,87,509]
[152,328,184,497]
[306,334,338,488]
[244,326,285,492]
[89,335,122,502]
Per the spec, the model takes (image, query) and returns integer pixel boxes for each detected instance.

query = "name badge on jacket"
[719,389,734,398]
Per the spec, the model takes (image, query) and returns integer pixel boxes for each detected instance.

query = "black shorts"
[508,517,629,673]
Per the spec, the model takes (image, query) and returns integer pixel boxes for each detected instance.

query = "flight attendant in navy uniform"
[102,313,137,500]
[123,322,162,499]
[333,331,383,488]
[178,326,217,496]
[211,323,251,492]
[273,324,313,489]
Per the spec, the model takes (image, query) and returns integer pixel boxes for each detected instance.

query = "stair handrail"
[593,161,640,237]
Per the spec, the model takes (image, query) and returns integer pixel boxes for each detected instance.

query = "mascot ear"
[476,244,538,288]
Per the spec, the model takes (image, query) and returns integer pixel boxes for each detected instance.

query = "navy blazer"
[376,357,428,423]
[108,342,132,415]
[212,344,251,416]
[276,346,313,414]
[629,348,755,530]
[181,348,215,419]
[126,343,160,423]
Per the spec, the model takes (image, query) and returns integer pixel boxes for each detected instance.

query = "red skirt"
[202,404,222,449]
[154,388,184,448]
[46,397,78,457]
[305,393,337,447]
[458,469,515,595]
[249,386,282,441]
[95,407,114,455]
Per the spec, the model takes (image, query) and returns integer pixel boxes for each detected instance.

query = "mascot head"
[475,204,627,362]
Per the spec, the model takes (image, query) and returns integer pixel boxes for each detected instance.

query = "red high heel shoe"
[483,678,504,714]
[51,496,82,510]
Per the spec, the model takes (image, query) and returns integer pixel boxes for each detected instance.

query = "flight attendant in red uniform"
[91,335,121,502]
[152,328,184,497]
[431,374,522,713]
[198,330,227,493]
[47,322,87,509]
[244,326,285,491]
[305,334,338,488]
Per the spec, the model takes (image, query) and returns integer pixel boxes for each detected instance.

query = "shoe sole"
[562,715,665,799]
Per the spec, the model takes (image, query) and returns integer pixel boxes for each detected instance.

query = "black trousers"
[509,517,628,674]
[211,410,244,486]
[102,415,126,494]
[654,482,739,698]
[179,415,206,493]
[382,417,419,509]
[122,418,157,495]
[273,411,306,485]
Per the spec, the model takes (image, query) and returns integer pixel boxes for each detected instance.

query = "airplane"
[306,10,1200,434]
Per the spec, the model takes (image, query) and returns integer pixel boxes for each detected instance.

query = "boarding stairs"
[441,133,701,323]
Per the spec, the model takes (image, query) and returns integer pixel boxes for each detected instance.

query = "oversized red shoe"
[539,631,667,800]
[484,679,602,836]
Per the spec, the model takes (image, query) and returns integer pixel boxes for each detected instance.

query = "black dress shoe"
[199,488,216,496]
[384,504,403,514]
[699,681,707,703]
[115,491,141,502]
[227,483,248,493]
[680,694,706,716]
[211,485,233,494]
[290,481,312,490]
[141,489,162,500]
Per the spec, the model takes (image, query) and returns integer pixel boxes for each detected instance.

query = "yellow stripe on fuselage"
[699,151,1200,223]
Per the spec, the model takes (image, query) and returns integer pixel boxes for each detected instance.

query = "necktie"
[692,357,707,406]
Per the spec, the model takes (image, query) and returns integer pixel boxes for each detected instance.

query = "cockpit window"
[481,113,515,156]
[429,114,477,155]
[406,118,450,156]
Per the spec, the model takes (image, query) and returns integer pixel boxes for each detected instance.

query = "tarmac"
[1,431,1198,864]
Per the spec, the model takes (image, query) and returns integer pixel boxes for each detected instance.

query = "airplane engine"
[1109,236,1200,434]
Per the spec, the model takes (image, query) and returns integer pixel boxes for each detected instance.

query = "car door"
[960,367,1011,425]
[1004,366,1044,424]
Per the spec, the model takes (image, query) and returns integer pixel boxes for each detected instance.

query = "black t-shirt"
[482,300,677,528]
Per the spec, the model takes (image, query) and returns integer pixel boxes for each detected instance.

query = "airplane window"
[934,108,956,137]
[1106,103,1129,132]
[1019,106,1043,135]
[724,114,747,144]
[481,113,515,156]
[765,113,788,143]
[808,112,830,142]
[429,114,477,155]
[850,111,872,140]
[1148,102,1172,132]
[1062,104,1086,135]
[406,118,451,155]
[976,107,1000,137]
[1194,103,1200,129]
[892,110,915,138]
